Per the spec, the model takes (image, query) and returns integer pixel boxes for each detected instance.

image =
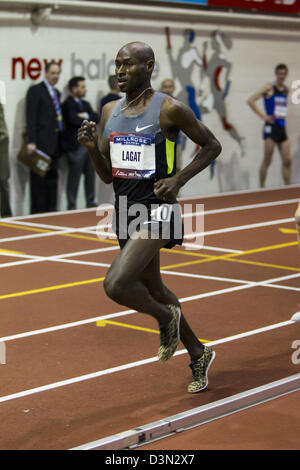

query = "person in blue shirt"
[247,64,291,188]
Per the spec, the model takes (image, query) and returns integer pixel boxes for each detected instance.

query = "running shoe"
[157,305,181,363]
[188,345,215,393]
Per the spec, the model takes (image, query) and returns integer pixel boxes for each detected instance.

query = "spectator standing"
[247,64,291,188]
[0,102,12,217]
[62,76,99,210]
[26,61,63,214]
[99,75,121,117]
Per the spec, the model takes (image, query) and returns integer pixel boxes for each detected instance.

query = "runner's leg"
[278,139,291,185]
[260,138,275,188]
[139,251,204,361]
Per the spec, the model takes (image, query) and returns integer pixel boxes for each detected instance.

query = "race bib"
[110,132,156,179]
[274,97,287,118]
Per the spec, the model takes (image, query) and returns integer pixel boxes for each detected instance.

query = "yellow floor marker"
[279,228,298,234]
[0,249,25,255]
[96,319,210,343]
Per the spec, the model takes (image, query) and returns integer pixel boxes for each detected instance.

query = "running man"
[247,64,291,188]
[78,42,221,393]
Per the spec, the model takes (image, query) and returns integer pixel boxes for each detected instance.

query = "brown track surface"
[0,186,299,450]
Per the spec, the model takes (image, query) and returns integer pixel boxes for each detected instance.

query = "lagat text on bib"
[110,132,156,179]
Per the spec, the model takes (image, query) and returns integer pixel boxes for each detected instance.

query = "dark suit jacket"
[26,81,62,156]
[62,96,99,152]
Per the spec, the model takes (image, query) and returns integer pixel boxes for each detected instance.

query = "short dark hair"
[68,76,85,92]
[108,75,118,90]
[275,63,288,74]
[45,61,61,73]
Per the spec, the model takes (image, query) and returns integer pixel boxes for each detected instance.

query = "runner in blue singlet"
[247,63,291,188]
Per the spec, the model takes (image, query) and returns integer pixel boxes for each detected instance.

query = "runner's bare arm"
[155,97,221,201]
[77,102,115,184]
[247,83,273,122]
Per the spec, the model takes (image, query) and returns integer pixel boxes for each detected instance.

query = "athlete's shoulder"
[100,99,122,136]
[263,82,273,92]
[161,94,189,117]
[102,99,121,117]
[100,99,122,129]
[160,94,196,130]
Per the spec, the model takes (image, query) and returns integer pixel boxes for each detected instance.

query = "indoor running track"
[0,185,300,450]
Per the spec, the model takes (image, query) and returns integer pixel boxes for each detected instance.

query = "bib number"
[274,104,287,118]
[151,204,173,223]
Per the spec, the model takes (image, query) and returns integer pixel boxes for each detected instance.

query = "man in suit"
[26,61,63,214]
[0,103,12,217]
[62,76,99,210]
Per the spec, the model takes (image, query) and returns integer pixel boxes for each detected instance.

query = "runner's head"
[115,42,155,94]
[275,63,288,85]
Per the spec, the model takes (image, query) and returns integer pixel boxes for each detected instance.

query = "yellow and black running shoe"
[188,345,215,393]
[157,305,181,363]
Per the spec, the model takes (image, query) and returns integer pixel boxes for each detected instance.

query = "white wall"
[0,6,299,215]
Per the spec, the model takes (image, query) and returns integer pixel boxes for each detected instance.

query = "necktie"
[50,89,63,132]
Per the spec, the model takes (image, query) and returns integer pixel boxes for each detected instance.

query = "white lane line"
[2,197,297,236]
[261,283,300,292]
[183,243,243,253]
[0,215,295,246]
[0,319,294,405]
[0,224,101,244]
[178,184,300,201]
[184,217,294,239]
[3,194,298,225]
[1,272,299,344]
[160,270,255,285]
[53,258,111,268]
[1,195,298,244]
[1,205,112,221]
[182,198,300,219]
[0,246,120,269]
[54,246,120,258]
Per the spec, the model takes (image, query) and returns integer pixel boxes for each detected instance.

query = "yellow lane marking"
[0,222,118,245]
[161,258,216,270]
[220,241,298,259]
[0,222,51,233]
[0,240,299,301]
[96,319,210,343]
[97,319,159,334]
[279,228,298,234]
[225,258,300,272]
[162,247,214,259]
[0,277,106,300]
[0,249,25,255]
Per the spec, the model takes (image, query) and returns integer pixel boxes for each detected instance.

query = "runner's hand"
[263,115,274,124]
[154,177,180,202]
[78,120,98,150]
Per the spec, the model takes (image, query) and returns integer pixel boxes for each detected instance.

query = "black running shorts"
[113,202,184,250]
